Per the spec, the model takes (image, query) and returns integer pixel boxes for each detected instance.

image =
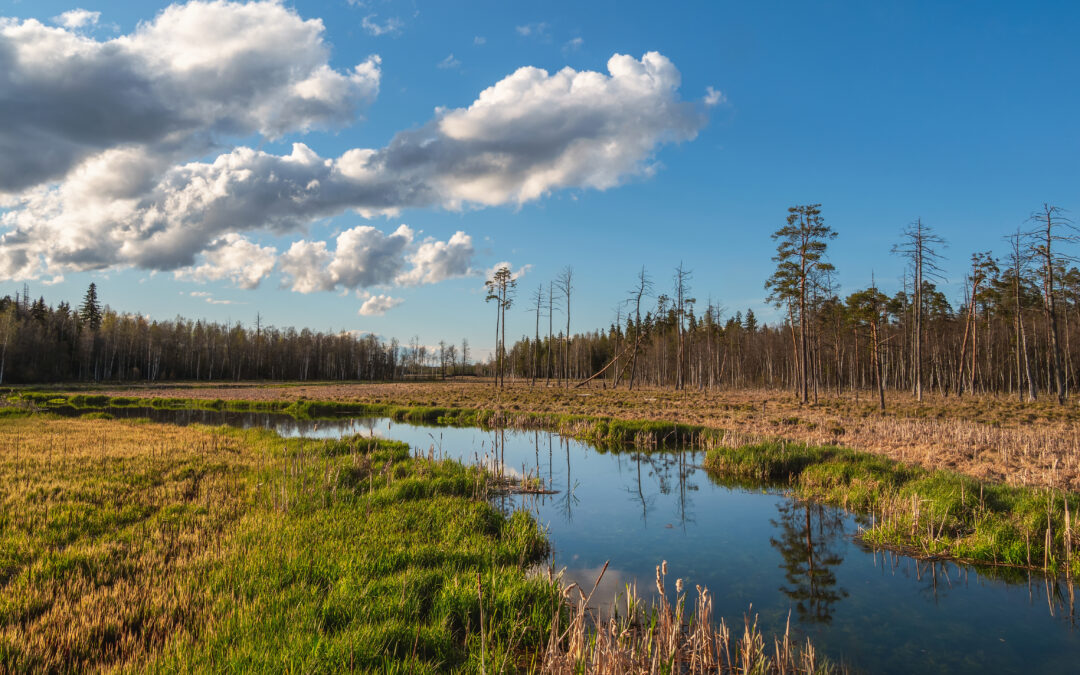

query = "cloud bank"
[0,1,704,311]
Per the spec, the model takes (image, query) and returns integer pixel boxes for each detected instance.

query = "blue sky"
[1,0,1078,356]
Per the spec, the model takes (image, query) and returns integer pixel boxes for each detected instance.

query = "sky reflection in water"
[77,408,1080,674]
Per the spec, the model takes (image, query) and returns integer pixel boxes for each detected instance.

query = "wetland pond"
[63,406,1080,673]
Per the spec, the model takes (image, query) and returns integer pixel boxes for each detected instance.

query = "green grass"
[20,388,1079,578]
[13,392,724,450]
[154,437,556,673]
[0,416,557,673]
[705,441,1080,576]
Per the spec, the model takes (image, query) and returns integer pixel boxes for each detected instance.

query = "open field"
[47,380,1080,491]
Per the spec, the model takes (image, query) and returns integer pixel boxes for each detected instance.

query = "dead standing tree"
[547,280,558,387]
[956,251,998,396]
[531,284,544,386]
[627,266,653,391]
[893,218,946,402]
[555,266,574,389]
[673,263,694,391]
[1026,204,1076,404]
[1006,229,1038,401]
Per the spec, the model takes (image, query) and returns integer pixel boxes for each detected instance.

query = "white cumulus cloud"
[0,1,380,194]
[0,12,701,287]
[175,233,276,289]
[53,9,100,29]
[397,231,474,285]
[279,224,413,293]
[358,292,403,316]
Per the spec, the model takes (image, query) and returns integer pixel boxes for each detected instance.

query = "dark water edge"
[51,406,1080,674]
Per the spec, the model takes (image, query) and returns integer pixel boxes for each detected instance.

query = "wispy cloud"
[361,14,403,36]
[437,53,461,69]
[189,291,243,305]
[515,22,549,38]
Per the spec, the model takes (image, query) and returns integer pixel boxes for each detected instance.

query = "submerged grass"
[705,441,1080,576]
[0,415,557,672]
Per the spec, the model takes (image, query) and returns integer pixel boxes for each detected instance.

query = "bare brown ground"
[75,379,1080,491]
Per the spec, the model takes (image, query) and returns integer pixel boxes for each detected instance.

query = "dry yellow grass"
[541,560,836,674]
[78,380,1080,491]
[0,417,256,671]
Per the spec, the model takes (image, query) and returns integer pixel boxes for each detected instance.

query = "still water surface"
[69,407,1080,673]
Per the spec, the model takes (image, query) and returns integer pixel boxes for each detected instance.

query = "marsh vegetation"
[7,395,1080,672]
[2,409,859,673]
[0,414,558,672]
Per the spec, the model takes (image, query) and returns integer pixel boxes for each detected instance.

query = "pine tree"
[765,204,837,404]
[80,282,102,332]
[744,309,758,332]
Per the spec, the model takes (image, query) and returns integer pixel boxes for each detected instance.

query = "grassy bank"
[15,390,1080,577]
[11,391,722,450]
[705,441,1080,577]
[32,380,1080,493]
[0,415,556,672]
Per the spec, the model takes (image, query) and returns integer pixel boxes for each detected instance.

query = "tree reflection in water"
[770,500,849,624]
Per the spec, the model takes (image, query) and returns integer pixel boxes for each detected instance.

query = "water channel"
[59,406,1080,673]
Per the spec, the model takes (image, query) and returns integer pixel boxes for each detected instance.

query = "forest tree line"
[4,201,1078,403]
[0,283,473,384]
[486,203,1080,404]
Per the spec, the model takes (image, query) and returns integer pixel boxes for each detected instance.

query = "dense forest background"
[0,283,470,384]
[4,203,1080,404]
[489,204,1080,404]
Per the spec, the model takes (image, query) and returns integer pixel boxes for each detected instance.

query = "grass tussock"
[0,415,556,672]
[540,561,839,674]
[705,440,1080,576]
